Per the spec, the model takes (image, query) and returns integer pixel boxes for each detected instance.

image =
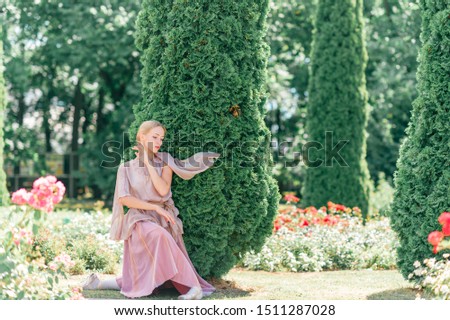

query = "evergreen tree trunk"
[390,0,450,278]
[132,0,280,278]
[0,25,10,205]
[301,0,371,216]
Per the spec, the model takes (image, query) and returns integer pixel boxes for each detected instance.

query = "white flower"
[440,285,449,294]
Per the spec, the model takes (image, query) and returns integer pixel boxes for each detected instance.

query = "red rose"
[428,231,444,246]
[438,211,450,227]
[300,219,309,227]
[442,223,450,237]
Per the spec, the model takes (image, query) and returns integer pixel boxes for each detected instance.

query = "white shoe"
[82,273,100,290]
[178,286,203,300]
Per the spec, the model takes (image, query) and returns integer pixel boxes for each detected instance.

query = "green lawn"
[64,268,421,300]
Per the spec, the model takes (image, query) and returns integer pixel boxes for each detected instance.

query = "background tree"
[264,0,317,192]
[0,23,10,205]
[5,1,141,199]
[131,0,280,278]
[3,0,424,205]
[390,0,450,278]
[301,0,372,215]
[364,0,421,185]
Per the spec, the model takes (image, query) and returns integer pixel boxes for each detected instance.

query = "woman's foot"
[178,286,203,300]
[81,273,100,290]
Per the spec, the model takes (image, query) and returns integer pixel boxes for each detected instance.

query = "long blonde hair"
[136,120,167,159]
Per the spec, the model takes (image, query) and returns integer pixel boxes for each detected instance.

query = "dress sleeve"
[110,164,131,240]
[156,151,220,180]
[116,164,132,199]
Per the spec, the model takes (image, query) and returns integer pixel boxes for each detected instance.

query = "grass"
[63,267,422,300]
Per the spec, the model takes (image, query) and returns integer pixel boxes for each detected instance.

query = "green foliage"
[32,210,121,275]
[365,0,421,184]
[370,173,395,217]
[390,0,450,278]
[4,1,141,200]
[301,0,371,216]
[33,230,67,264]
[132,0,281,278]
[0,24,9,205]
[68,258,86,276]
[35,231,119,275]
[71,235,118,274]
[265,0,317,193]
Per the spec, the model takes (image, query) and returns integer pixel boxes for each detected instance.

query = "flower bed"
[1,176,83,299]
[238,195,398,272]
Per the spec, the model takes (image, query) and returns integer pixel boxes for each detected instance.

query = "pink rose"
[46,175,57,183]
[11,189,31,205]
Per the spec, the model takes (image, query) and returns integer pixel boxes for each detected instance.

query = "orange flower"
[283,194,300,203]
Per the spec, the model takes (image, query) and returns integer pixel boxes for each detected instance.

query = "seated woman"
[82,120,220,300]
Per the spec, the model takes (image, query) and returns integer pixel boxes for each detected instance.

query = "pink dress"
[109,151,220,298]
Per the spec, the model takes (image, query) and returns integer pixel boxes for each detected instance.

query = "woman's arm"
[119,195,175,224]
[132,146,173,196]
[145,163,173,197]
[119,195,158,210]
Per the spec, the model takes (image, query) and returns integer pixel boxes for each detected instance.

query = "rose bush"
[408,211,450,300]
[427,212,450,254]
[1,176,83,299]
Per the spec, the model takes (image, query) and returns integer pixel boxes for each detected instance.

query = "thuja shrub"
[131,0,280,278]
[390,0,450,278]
[301,0,371,216]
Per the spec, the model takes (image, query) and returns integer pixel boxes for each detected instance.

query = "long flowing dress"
[109,151,220,298]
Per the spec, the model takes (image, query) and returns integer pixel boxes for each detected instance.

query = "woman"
[82,120,220,300]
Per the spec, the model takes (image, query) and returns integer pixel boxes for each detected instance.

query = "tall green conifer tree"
[302,0,371,216]
[131,0,280,278]
[390,0,450,278]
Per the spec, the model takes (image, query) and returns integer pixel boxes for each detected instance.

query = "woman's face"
[140,126,165,154]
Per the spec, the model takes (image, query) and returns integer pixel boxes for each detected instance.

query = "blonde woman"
[82,120,220,300]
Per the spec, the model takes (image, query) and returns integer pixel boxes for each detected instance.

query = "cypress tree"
[0,25,9,205]
[301,0,371,216]
[390,0,450,278]
[131,0,280,278]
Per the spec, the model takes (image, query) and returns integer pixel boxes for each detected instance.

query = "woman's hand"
[133,144,153,167]
[154,206,175,224]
